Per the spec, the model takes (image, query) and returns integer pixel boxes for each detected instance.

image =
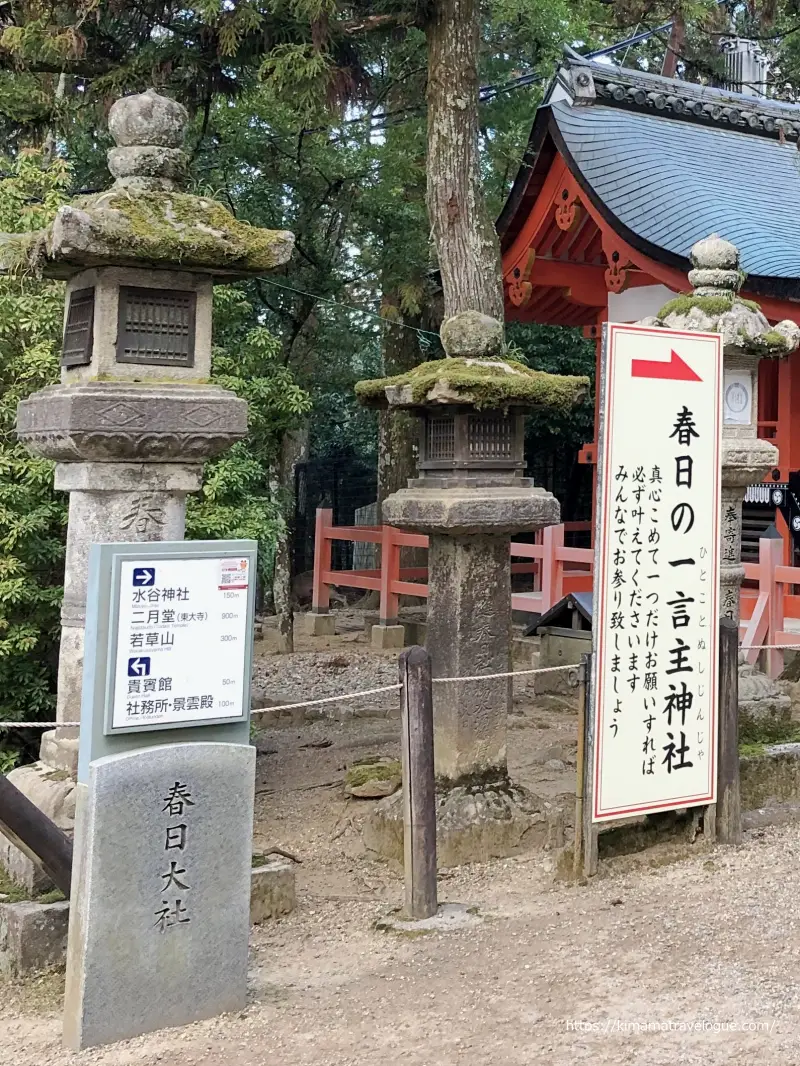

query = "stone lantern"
[356,311,588,866]
[642,235,799,723]
[1,88,294,890]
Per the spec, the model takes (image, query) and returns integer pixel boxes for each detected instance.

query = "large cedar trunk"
[425,0,504,320]
[377,291,422,513]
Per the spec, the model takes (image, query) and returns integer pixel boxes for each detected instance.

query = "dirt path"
[4,631,798,1065]
[5,821,800,1066]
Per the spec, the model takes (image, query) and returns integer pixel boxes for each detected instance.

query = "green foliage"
[186,291,312,584]
[0,151,70,728]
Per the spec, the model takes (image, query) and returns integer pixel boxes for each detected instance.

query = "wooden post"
[380,524,401,625]
[311,507,332,613]
[400,645,437,919]
[765,536,784,679]
[716,616,742,845]
[573,652,598,878]
[0,773,73,896]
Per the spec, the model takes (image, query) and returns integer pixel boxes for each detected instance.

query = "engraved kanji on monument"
[63,742,255,1051]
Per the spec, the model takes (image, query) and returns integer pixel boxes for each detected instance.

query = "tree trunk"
[425,0,504,320]
[272,425,309,654]
[378,291,423,514]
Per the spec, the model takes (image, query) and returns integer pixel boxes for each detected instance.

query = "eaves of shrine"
[499,47,800,328]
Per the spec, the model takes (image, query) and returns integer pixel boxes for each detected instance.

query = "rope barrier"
[0,663,581,728]
[0,722,79,730]
[8,645,800,730]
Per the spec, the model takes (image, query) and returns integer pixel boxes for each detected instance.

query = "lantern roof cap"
[355,356,589,412]
[0,88,294,280]
[642,234,800,356]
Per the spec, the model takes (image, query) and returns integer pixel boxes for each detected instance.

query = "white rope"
[0,722,79,729]
[251,683,401,714]
[1,663,582,728]
[740,644,800,651]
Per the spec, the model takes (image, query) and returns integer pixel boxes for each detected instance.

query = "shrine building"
[499,47,800,559]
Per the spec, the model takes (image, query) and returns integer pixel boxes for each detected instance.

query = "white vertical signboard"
[593,324,722,822]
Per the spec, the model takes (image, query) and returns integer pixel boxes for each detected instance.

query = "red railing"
[313,509,800,677]
[740,537,800,676]
[312,508,592,623]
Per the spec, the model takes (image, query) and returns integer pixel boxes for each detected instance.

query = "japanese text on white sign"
[110,555,251,731]
[593,324,722,822]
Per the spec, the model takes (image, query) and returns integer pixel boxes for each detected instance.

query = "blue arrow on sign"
[132,567,155,586]
[127,656,151,677]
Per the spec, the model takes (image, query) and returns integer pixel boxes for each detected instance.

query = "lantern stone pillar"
[1,88,294,891]
[643,235,799,724]
[357,312,588,866]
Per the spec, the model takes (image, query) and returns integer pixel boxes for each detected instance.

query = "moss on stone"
[658,293,736,318]
[0,866,65,905]
[77,189,289,270]
[738,742,766,758]
[345,759,401,789]
[355,357,589,412]
[16,187,293,276]
[738,717,800,746]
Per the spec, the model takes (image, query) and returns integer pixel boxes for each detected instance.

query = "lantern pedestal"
[365,479,563,866]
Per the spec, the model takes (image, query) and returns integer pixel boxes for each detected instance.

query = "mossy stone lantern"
[641,235,799,731]
[1,88,295,893]
[356,311,588,867]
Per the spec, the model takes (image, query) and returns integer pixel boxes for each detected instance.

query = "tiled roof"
[551,100,800,280]
[500,49,800,294]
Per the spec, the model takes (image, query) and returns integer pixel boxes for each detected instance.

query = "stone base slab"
[371,624,405,650]
[39,731,79,777]
[0,865,290,979]
[304,612,336,637]
[250,860,295,923]
[363,781,553,868]
[0,762,76,894]
[376,903,482,935]
[0,900,70,978]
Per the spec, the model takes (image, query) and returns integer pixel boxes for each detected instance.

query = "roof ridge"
[556,48,800,143]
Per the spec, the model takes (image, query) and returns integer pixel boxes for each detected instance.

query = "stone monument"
[356,312,588,865]
[64,742,255,1050]
[642,235,799,724]
[2,88,294,889]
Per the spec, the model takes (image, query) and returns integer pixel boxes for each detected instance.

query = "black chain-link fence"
[294,456,378,575]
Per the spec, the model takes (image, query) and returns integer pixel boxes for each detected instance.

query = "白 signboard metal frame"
[591,323,722,822]
[79,540,256,783]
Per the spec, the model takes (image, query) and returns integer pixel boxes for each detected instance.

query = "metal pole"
[400,645,437,918]
[716,617,742,844]
[583,652,599,876]
[573,653,588,878]
[0,773,73,896]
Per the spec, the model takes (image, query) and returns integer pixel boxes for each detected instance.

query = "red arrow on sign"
[631,349,702,382]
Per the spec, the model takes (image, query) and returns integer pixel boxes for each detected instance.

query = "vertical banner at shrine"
[592,324,722,822]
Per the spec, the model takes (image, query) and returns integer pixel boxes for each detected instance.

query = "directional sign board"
[592,324,722,822]
[80,541,256,761]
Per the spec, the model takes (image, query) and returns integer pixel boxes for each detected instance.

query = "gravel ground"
[251,647,401,718]
[7,626,792,1064]
[5,822,800,1065]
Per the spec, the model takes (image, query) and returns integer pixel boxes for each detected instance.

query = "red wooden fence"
[311,508,592,623]
[312,508,800,677]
